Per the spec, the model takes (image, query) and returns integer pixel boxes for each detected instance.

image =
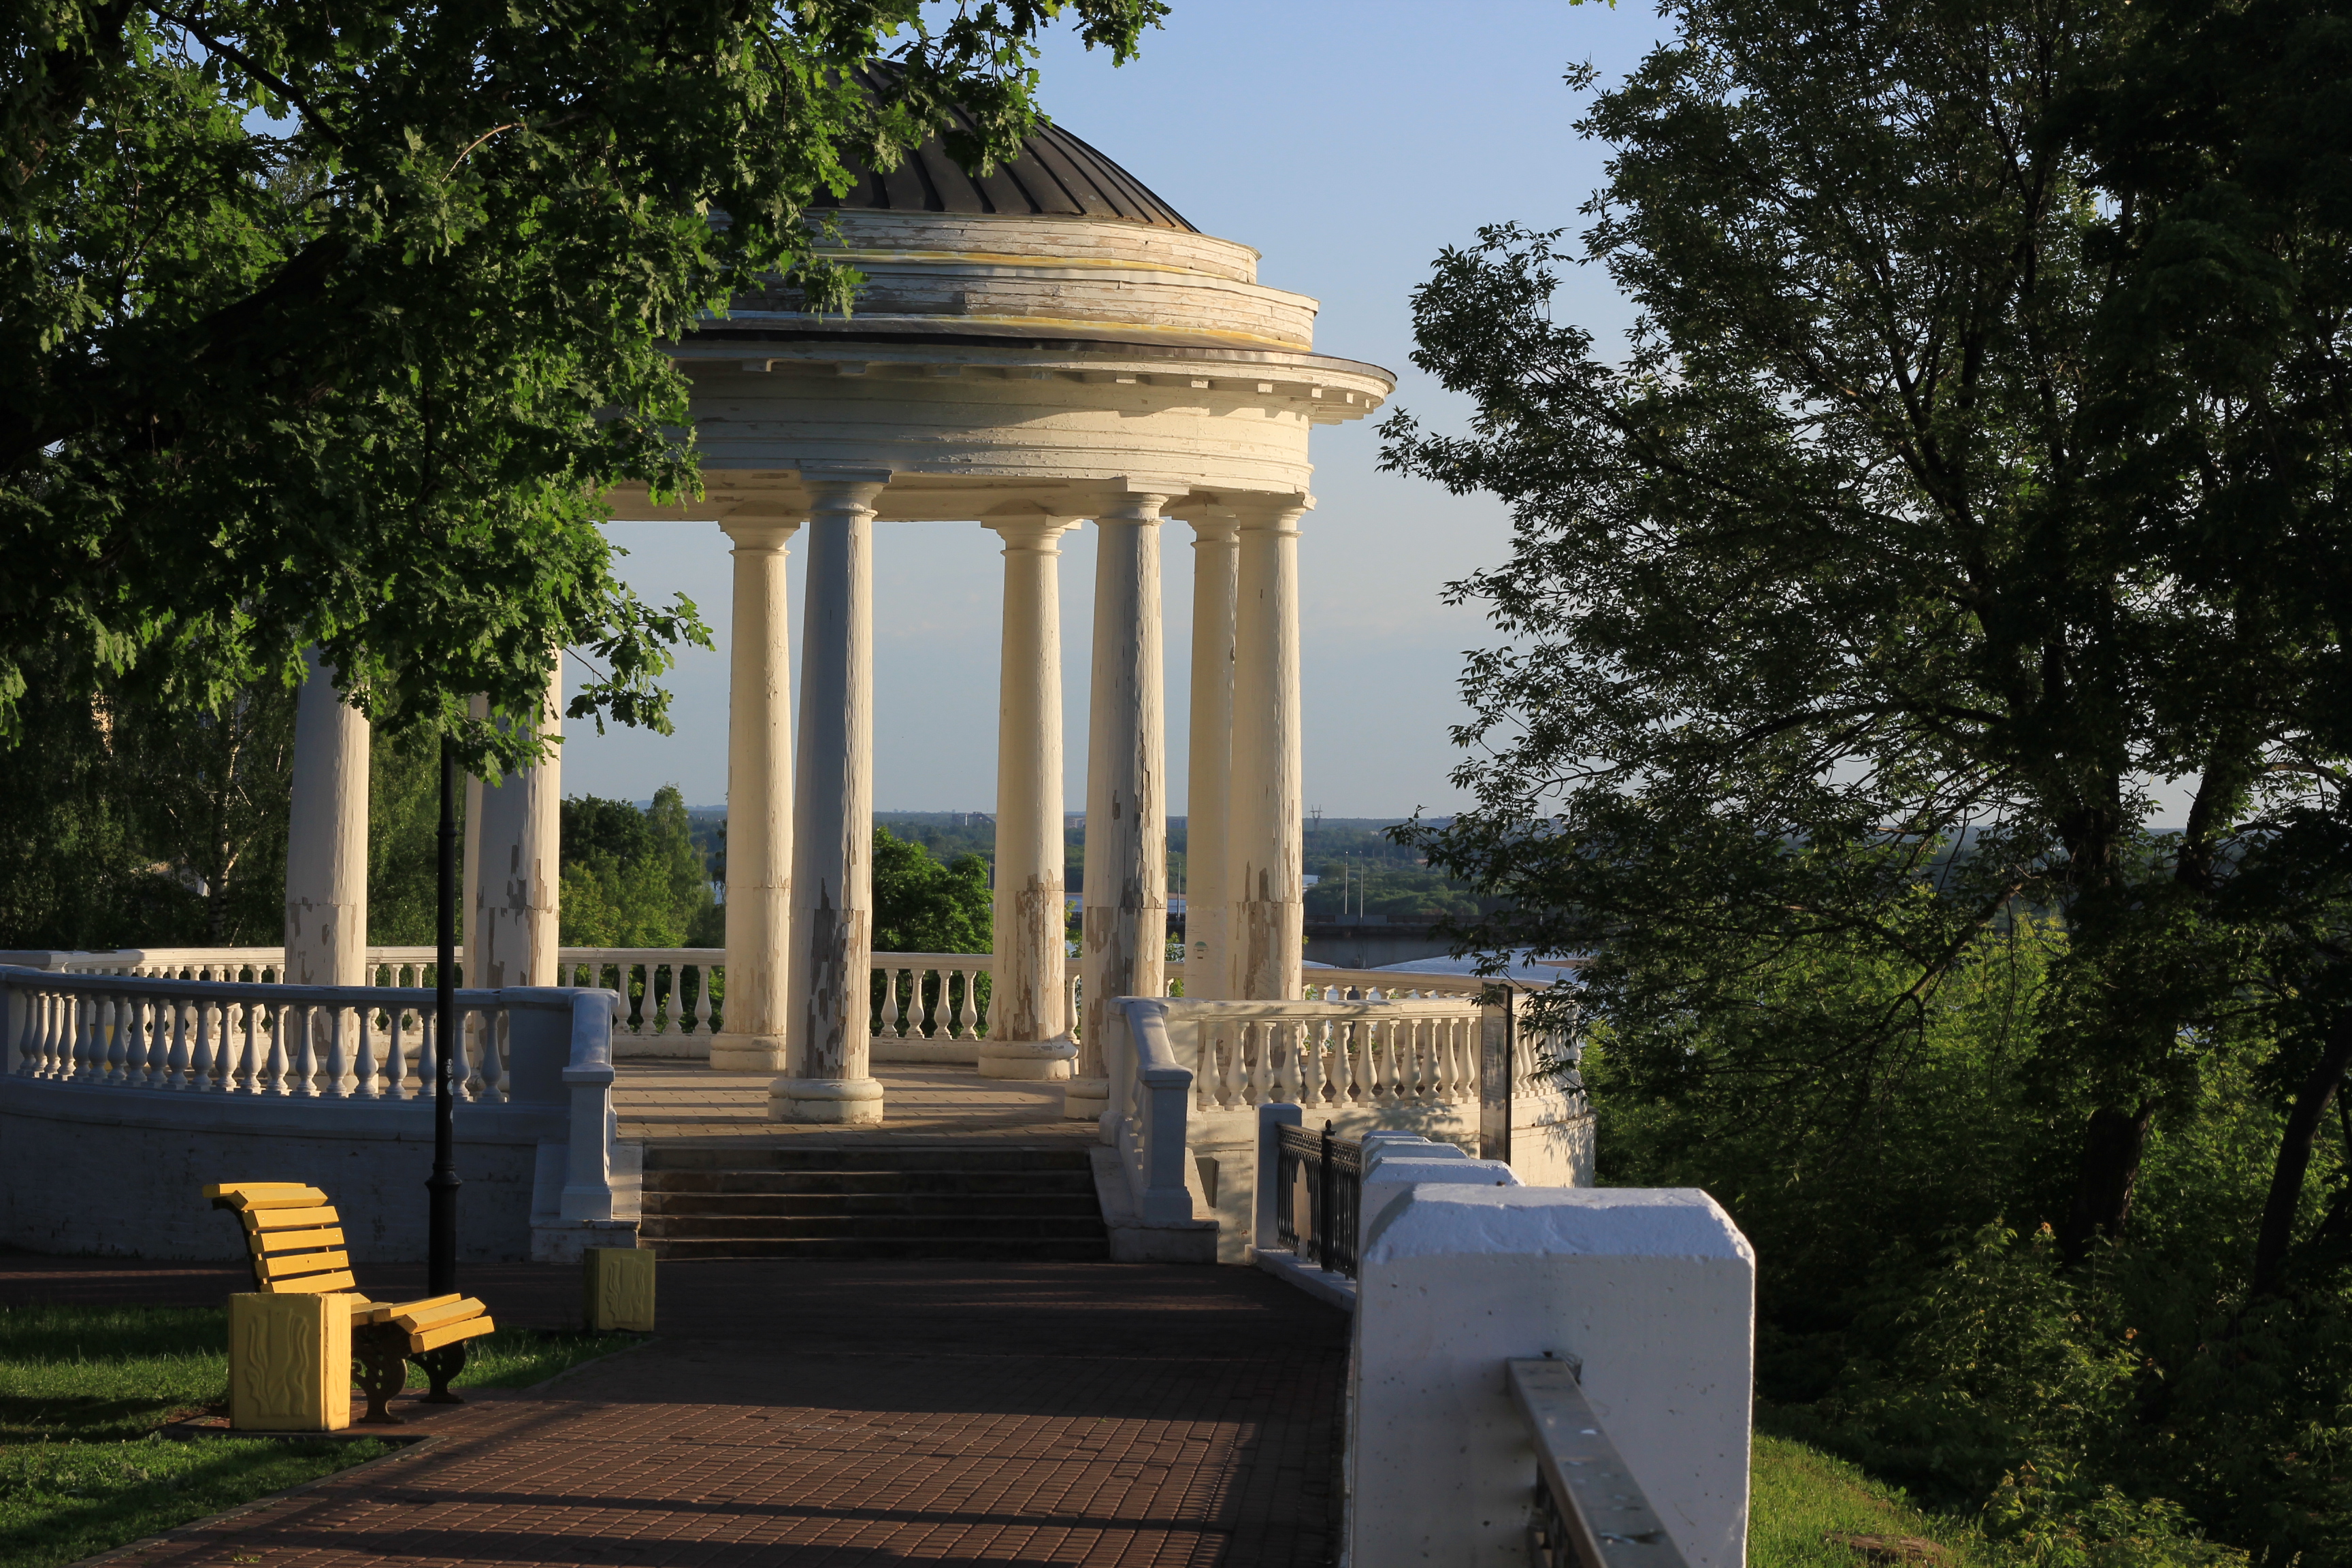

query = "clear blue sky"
[569,1,1676,815]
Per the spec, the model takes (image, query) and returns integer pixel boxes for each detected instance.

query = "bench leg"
[353,1328,408,1426]
[412,1343,468,1405]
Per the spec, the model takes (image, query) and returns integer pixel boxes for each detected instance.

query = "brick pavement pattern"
[6,1258,1348,1568]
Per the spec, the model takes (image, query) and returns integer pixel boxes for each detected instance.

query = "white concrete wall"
[0,1079,567,1262]
[1350,1186,1754,1568]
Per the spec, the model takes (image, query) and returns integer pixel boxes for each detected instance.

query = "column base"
[769,1076,885,1125]
[708,1034,787,1074]
[1062,1076,1109,1120]
[979,1039,1079,1081]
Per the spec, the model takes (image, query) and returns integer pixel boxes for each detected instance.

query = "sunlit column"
[980,512,1081,1080]
[284,648,369,986]
[1183,512,1239,1002]
[1070,491,1171,1122]
[772,474,889,1124]
[470,653,563,987]
[1228,497,1309,1001]
[710,512,801,1073]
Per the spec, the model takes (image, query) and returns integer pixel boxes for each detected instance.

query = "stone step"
[643,1191,1100,1219]
[646,1236,1113,1262]
[642,1145,1094,1174]
[642,1213,1108,1241]
[643,1169,1096,1197]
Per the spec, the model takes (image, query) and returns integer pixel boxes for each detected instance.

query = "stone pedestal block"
[583,1247,656,1331]
[229,1292,351,1432]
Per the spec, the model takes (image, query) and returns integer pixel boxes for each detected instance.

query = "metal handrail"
[1275,1120,1362,1277]
[1508,1358,1688,1568]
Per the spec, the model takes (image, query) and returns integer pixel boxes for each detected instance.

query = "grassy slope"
[0,1303,635,1568]
[1752,1432,1992,1567]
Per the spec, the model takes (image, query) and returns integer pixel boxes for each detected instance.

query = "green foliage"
[2,0,1164,768]
[1380,0,2352,1554]
[872,826,991,954]
[558,786,714,948]
[1748,1431,1995,1567]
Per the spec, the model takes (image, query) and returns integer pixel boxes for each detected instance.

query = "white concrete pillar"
[284,649,370,986]
[1069,491,1172,1122]
[470,655,563,987]
[1350,1186,1755,1568]
[1183,514,1239,1002]
[710,514,802,1073]
[979,512,1081,1080]
[772,474,889,1124]
[1228,498,1308,1000]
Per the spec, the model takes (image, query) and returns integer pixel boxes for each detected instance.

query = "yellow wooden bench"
[206,1181,497,1424]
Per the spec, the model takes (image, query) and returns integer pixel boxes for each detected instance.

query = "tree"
[558,786,718,949]
[872,826,990,954]
[1381,0,2352,1274]
[3,1,1164,766]
[108,676,295,945]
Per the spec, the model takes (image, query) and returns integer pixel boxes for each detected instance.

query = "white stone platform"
[615,1062,1093,1145]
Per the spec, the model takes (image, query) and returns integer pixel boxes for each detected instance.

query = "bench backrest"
[204,1181,358,1294]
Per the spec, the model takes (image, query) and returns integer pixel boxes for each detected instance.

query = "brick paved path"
[4,1258,1348,1568]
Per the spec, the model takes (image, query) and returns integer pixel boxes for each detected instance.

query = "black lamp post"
[428,734,462,1296]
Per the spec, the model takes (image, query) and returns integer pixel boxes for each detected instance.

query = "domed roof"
[810,65,1196,233]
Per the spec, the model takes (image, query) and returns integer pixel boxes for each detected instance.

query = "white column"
[1228,498,1308,1000]
[772,474,889,1124]
[1183,514,1238,1002]
[470,654,563,987]
[710,514,802,1073]
[284,649,369,986]
[1069,491,1171,1122]
[979,513,1081,1080]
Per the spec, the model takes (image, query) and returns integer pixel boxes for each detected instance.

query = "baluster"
[1200,1019,1229,1111]
[127,994,157,1085]
[954,967,979,1041]
[222,998,251,1092]
[49,989,72,1078]
[492,1009,511,1100]
[689,965,711,1035]
[448,1005,476,1099]
[881,969,904,1040]
[1311,1017,1338,1107]
[188,994,216,1091]
[120,994,147,1083]
[84,993,112,1082]
[161,996,191,1089]
[388,1005,411,1098]
[1265,1018,1294,1106]
[94,994,124,1084]
[353,1002,380,1098]
[290,1004,321,1096]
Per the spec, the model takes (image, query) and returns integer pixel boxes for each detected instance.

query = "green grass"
[1752,1432,1990,1567]
[0,1431,395,1568]
[0,1304,638,1568]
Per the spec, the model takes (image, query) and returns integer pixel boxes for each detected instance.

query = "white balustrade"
[870,953,994,1043]
[1111,998,1198,1222]
[3,965,529,1101]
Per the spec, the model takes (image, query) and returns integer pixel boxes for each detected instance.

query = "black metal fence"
[1275,1121,1363,1277]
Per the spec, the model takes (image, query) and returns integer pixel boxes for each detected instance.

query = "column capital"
[1234,493,1312,534]
[719,514,803,550]
[800,470,892,512]
[1187,515,1241,545]
[983,514,1082,553]
[1095,492,1171,527]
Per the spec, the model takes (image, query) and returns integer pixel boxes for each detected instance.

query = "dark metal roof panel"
[810,66,1196,233]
